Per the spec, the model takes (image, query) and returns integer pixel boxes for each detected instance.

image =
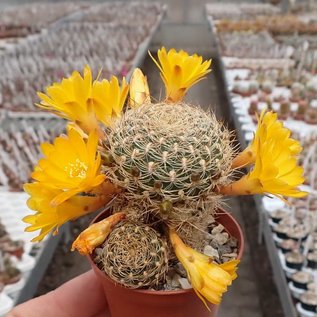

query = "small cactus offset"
[96,221,168,289]
[24,47,306,307]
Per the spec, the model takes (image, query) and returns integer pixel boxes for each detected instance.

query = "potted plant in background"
[22,47,307,317]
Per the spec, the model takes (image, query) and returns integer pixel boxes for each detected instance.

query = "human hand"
[8,270,108,317]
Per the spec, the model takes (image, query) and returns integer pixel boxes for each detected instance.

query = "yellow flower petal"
[91,76,129,126]
[169,229,239,307]
[219,260,240,279]
[200,286,222,305]
[37,65,129,134]
[220,136,307,199]
[232,110,302,168]
[129,68,151,108]
[30,129,106,205]
[23,182,115,241]
[66,122,88,139]
[150,47,211,102]
[225,110,307,200]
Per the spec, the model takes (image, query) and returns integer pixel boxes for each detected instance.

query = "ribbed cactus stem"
[105,103,235,204]
[97,221,168,288]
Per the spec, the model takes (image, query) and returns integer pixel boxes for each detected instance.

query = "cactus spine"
[97,221,168,288]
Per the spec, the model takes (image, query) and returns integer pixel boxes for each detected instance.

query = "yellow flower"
[72,212,126,255]
[31,129,106,206]
[23,182,115,242]
[232,110,302,168]
[150,47,212,103]
[92,76,129,125]
[220,135,307,199]
[129,68,151,108]
[169,230,239,307]
[37,66,129,134]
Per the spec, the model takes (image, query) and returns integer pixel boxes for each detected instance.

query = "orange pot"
[88,209,244,317]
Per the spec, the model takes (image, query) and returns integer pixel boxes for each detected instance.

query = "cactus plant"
[102,102,235,249]
[23,47,307,308]
[106,103,234,202]
[279,101,291,119]
[96,221,168,288]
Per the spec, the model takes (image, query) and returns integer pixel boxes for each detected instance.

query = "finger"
[8,270,108,317]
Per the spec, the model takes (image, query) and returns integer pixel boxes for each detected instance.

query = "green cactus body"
[97,221,168,289]
[105,103,234,203]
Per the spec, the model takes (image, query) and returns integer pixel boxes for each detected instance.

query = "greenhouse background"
[0,0,316,316]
